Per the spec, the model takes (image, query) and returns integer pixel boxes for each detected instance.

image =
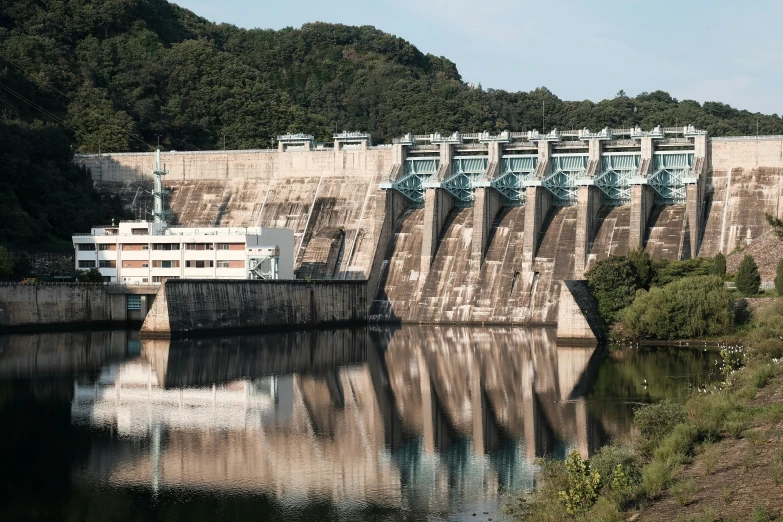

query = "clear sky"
[174,0,783,115]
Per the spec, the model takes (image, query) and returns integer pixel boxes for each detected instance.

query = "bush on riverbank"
[505,297,783,521]
[621,276,735,339]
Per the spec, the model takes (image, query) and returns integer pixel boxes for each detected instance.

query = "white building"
[72,221,294,283]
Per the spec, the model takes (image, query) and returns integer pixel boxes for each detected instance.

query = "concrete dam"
[77,128,783,325]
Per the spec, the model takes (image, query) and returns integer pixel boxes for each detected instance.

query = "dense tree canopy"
[2,0,783,242]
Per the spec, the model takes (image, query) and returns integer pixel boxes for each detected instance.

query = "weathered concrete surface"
[700,139,783,256]
[79,148,392,279]
[0,283,139,329]
[629,184,655,250]
[556,280,606,342]
[140,279,367,336]
[575,186,603,275]
[645,204,689,261]
[371,204,576,324]
[586,205,631,271]
[82,137,783,326]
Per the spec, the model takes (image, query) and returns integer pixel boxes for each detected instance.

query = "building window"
[185,243,214,250]
[152,243,180,250]
[127,295,142,310]
[152,260,180,268]
[77,244,96,251]
[142,278,149,283]
[99,260,115,268]
[217,260,230,268]
[186,260,214,268]
[217,243,244,250]
[99,244,115,251]
[78,260,96,268]
[142,263,149,268]
[131,228,148,235]
[122,244,149,251]
[152,276,179,283]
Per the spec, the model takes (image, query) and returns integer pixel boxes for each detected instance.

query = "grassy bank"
[505,301,783,521]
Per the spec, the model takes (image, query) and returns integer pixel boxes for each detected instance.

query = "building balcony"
[120,250,152,261]
[150,249,183,260]
[183,250,218,261]
[216,250,247,261]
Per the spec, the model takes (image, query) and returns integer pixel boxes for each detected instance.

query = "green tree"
[735,254,761,296]
[559,451,601,515]
[766,213,783,240]
[0,247,13,279]
[621,276,735,339]
[586,256,639,324]
[711,252,727,277]
[627,248,653,289]
[775,258,783,296]
[76,268,104,282]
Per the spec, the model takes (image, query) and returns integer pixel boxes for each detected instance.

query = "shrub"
[558,451,601,515]
[627,248,653,289]
[735,254,761,296]
[669,477,698,506]
[752,364,775,388]
[652,258,712,287]
[590,443,640,486]
[634,400,686,457]
[776,257,783,296]
[586,256,640,324]
[711,252,727,277]
[587,496,624,522]
[621,276,735,339]
[641,459,672,499]
[653,423,699,463]
[686,393,737,439]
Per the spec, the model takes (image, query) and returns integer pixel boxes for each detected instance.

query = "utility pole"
[542,101,545,133]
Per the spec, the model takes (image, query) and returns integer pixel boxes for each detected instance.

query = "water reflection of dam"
[63,327,604,512]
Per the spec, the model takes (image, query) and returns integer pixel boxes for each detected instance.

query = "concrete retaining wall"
[0,283,133,330]
[141,279,367,337]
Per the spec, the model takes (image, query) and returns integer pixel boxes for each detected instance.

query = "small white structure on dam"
[72,149,294,283]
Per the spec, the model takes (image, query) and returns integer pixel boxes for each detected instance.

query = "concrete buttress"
[574,185,602,275]
[523,187,553,264]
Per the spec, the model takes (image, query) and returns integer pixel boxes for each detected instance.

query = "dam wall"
[0,283,156,330]
[79,130,783,327]
[140,279,367,336]
[79,147,393,280]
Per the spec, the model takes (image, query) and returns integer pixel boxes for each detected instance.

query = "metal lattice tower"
[649,152,693,203]
[152,149,168,224]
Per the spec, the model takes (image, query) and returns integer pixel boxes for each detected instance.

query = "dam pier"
[6,126,778,335]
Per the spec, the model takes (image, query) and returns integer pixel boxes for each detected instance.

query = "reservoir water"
[0,327,718,521]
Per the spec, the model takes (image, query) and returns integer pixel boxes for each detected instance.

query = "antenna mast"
[152,149,168,225]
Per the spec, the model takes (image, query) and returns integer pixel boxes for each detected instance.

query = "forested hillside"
[1,0,783,242]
